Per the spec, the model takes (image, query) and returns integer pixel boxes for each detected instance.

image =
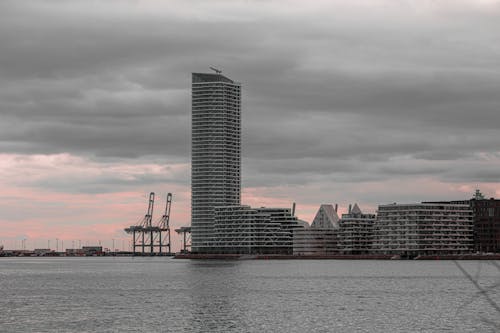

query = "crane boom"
[146,192,155,227]
[163,193,172,228]
[209,66,222,74]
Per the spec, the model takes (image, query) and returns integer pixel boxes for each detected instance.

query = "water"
[0,258,499,332]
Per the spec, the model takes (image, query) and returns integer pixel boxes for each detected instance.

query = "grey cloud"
[34,171,189,194]
[0,115,190,158]
[0,0,499,192]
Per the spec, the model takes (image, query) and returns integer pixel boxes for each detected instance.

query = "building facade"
[213,206,299,254]
[311,204,339,228]
[470,198,500,253]
[372,203,473,257]
[338,204,375,254]
[191,73,241,253]
[293,204,340,255]
[293,228,339,256]
[423,192,500,253]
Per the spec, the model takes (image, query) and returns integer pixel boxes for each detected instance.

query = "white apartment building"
[372,203,474,257]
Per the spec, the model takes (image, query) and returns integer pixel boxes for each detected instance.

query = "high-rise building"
[191,72,241,253]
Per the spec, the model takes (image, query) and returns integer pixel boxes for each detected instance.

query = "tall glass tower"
[191,72,241,253]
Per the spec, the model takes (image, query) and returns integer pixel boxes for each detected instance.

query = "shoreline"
[173,253,500,260]
[2,253,500,260]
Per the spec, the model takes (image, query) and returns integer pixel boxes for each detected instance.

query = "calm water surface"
[0,258,499,332]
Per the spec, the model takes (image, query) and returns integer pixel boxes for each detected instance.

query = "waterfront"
[0,258,499,332]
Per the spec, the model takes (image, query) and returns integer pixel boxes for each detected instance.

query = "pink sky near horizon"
[1,152,498,251]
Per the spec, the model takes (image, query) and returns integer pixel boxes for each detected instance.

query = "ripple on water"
[0,258,499,332]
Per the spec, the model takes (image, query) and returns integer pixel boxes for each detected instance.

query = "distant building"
[338,204,376,254]
[81,246,103,256]
[296,219,310,229]
[293,204,340,255]
[293,228,338,256]
[423,191,500,254]
[213,206,299,254]
[33,249,53,256]
[257,207,303,250]
[311,204,339,228]
[65,248,84,256]
[470,197,500,253]
[372,203,473,257]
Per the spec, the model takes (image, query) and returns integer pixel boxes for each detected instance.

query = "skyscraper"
[191,72,241,253]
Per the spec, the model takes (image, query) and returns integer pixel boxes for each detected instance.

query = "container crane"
[124,192,174,256]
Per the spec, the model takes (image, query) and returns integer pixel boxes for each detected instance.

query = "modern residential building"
[338,204,376,254]
[191,72,241,253]
[372,203,474,257]
[257,207,303,249]
[213,206,299,254]
[423,191,500,253]
[470,198,500,253]
[311,204,339,228]
[293,204,340,255]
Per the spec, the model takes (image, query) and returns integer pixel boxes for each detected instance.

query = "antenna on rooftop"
[209,66,222,74]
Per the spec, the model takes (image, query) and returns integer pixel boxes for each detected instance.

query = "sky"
[1,0,499,251]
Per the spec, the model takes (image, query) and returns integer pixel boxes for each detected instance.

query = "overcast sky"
[1,0,499,250]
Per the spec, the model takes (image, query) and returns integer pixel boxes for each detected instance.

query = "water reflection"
[184,261,245,332]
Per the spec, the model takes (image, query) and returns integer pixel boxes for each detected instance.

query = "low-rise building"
[423,191,500,254]
[82,246,103,256]
[213,205,299,254]
[65,248,85,256]
[33,248,53,256]
[293,204,340,255]
[338,204,375,254]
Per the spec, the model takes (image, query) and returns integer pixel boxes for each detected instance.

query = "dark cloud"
[1,0,499,190]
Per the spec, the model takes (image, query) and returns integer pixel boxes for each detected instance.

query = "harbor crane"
[155,192,172,254]
[175,226,191,254]
[124,192,173,256]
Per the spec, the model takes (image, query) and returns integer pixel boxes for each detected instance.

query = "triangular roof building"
[311,204,339,229]
[350,203,362,214]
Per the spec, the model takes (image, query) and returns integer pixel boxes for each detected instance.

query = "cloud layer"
[1,0,499,249]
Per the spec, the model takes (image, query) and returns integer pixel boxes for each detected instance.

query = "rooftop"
[192,72,234,84]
